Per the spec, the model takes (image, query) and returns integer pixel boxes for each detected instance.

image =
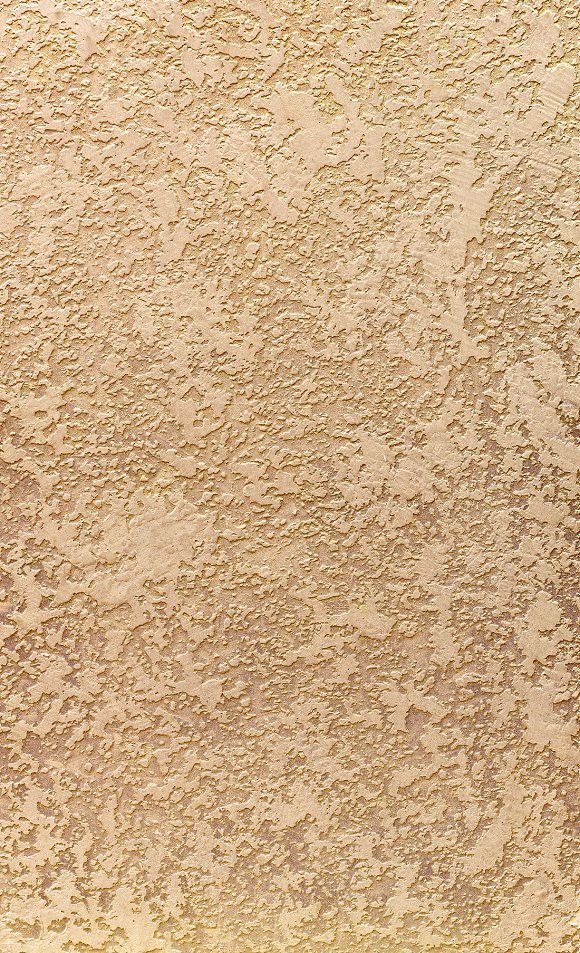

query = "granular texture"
[0,1,578,951]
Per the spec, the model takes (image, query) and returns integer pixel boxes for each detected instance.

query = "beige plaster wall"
[0,1,578,950]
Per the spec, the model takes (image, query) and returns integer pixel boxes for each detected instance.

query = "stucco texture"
[0,1,578,951]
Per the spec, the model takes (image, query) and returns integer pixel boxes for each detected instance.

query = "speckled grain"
[0,1,578,951]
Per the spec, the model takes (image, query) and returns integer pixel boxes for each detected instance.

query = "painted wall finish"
[0,1,578,951]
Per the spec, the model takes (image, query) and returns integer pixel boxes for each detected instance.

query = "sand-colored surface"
[0,1,578,950]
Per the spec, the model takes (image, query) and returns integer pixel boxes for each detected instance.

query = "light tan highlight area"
[0,1,578,951]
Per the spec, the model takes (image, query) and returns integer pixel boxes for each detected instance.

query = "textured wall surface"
[1,1,578,951]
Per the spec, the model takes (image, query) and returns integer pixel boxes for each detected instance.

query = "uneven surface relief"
[0,1,579,951]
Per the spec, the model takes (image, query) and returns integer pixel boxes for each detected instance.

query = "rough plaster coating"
[0,1,578,951]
